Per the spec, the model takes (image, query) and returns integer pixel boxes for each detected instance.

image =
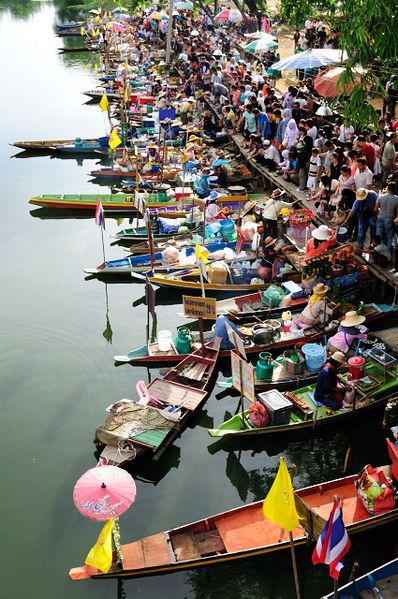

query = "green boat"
[208,349,398,438]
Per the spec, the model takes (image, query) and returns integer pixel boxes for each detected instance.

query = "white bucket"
[158,330,172,352]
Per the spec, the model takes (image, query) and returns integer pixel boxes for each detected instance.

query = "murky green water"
[1,3,397,598]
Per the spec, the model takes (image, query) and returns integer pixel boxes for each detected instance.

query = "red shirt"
[305,236,337,259]
[361,143,376,168]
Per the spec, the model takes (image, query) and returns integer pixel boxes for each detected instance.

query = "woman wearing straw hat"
[294,283,334,329]
[327,311,367,354]
[314,350,349,411]
[305,224,338,260]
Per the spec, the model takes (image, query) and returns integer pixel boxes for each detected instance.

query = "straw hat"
[330,351,345,364]
[179,153,191,164]
[201,167,213,176]
[148,141,157,148]
[341,311,366,327]
[313,283,329,296]
[270,188,286,199]
[263,236,276,248]
[312,225,333,241]
[242,200,256,216]
[226,307,239,319]
[208,190,220,202]
[189,135,200,142]
[356,188,369,201]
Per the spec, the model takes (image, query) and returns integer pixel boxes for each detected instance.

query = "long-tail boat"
[115,303,395,367]
[209,345,398,438]
[69,445,398,581]
[94,339,220,467]
[84,240,253,276]
[322,556,398,598]
[10,137,109,154]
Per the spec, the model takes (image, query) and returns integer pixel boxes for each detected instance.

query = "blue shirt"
[195,175,210,196]
[257,112,271,137]
[351,191,377,225]
[314,364,337,403]
[212,315,240,349]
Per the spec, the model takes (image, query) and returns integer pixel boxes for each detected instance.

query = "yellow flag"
[99,93,109,112]
[124,86,129,103]
[91,28,95,36]
[125,57,129,69]
[94,15,100,23]
[109,128,122,150]
[95,28,100,36]
[85,518,114,573]
[195,240,209,264]
[262,457,300,532]
[80,26,85,36]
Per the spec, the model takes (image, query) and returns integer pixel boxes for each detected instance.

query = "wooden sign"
[183,295,217,320]
[231,351,242,393]
[230,351,255,402]
[227,324,247,360]
[241,360,255,403]
[134,192,147,215]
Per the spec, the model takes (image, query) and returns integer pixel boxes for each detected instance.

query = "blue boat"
[322,557,398,598]
[83,240,251,276]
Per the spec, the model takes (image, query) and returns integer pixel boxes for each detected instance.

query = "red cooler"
[348,356,365,380]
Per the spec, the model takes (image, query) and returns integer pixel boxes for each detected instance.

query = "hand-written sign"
[183,295,217,320]
[231,351,255,403]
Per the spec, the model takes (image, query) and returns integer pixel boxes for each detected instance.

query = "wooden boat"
[322,557,398,598]
[90,168,178,182]
[209,351,398,438]
[10,137,109,154]
[83,89,122,101]
[115,302,395,367]
[84,240,253,276]
[28,191,250,212]
[111,228,201,245]
[93,339,220,467]
[69,454,398,580]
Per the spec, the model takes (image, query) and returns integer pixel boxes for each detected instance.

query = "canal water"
[1,3,397,598]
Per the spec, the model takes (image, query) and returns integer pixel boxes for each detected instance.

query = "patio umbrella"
[73,465,137,521]
[315,104,333,116]
[175,1,193,9]
[314,66,364,98]
[149,11,162,20]
[215,9,244,23]
[244,31,275,40]
[244,37,278,54]
[271,49,347,71]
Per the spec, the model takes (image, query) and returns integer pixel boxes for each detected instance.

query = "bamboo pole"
[289,532,302,599]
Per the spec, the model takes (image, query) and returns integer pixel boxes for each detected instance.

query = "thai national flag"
[312,498,351,580]
[95,198,105,229]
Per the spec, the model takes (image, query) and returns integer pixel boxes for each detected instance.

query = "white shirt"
[264,145,280,162]
[354,167,373,189]
[263,199,292,221]
[338,124,355,143]
[307,126,318,142]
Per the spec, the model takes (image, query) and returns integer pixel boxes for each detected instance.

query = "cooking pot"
[252,325,275,346]
[262,319,282,332]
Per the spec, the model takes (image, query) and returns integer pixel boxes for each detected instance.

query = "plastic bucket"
[337,227,348,243]
[302,343,326,372]
[220,219,235,241]
[348,356,365,380]
[158,330,172,352]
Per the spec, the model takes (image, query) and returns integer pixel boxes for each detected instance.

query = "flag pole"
[288,463,301,599]
[100,224,106,264]
[333,579,338,599]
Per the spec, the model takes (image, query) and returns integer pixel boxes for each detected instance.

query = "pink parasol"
[73,465,136,521]
[214,9,244,22]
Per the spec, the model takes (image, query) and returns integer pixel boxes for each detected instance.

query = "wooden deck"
[122,533,172,570]
[148,379,207,411]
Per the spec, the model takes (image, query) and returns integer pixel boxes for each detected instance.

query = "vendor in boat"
[146,141,160,163]
[305,225,338,260]
[294,283,334,329]
[212,308,241,350]
[256,236,277,280]
[328,311,367,354]
[314,351,348,410]
[195,166,213,199]
[205,190,224,222]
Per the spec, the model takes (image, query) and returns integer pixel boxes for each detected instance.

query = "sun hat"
[188,135,199,142]
[208,190,220,201]
[179,153,191,164]
[147,141,157,148]
[330,351,345,364]
[201,167,213,176]
[270,188,286,198]
[226,307,239,318]
[313,283,329,295]
[263,140,271,146]
[242,200,256,216]
[263,236,277,248]
[340,310,366,328]
[356,188,369,201]
[312,225,333,241]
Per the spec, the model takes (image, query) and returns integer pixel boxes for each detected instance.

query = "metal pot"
[252,325,275,346]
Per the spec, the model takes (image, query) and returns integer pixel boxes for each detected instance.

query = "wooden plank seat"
[171,529,225,562]
[122,533,172,570]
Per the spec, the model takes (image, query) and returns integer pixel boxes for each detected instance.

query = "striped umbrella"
[215,9,244,22]
[314,66,365,98]
[244,37,278,54]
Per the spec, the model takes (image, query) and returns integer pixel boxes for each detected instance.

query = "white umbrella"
[244,37,278,53]
[215,9,244,23]
[244,31,276,41]
[315,105,333,116]
[271,49,347,71]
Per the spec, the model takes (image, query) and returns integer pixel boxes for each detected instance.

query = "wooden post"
[240,361,246,429]
[289,531,302,599]
[198,316,205,353]
[333,578,338,599]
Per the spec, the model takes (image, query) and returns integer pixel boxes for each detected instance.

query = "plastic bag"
[242,221,257,241]
[252,232,261,251]
[161,246,180,264]
[249,402,269,427]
